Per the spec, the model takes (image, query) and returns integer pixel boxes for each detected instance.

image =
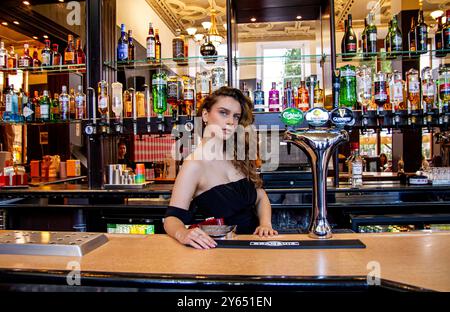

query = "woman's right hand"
[175,227,218,250]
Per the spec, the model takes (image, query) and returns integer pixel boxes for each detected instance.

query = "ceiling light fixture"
[13,21,19,25]
[206,9,224,47]
[194,33,204,43]
[202,21,212,31]
[186,27,197,36]
[43,35,48,39]
[33,36,38,40]
[1,22,8,26]
[431,10,444,20]
[23,1,30,5]
[296,16,302,20]
[250,17,256,22]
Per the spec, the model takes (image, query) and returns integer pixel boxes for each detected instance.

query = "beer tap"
[98,80,110,135]
[143,84,152,133]
[111,82,123,133]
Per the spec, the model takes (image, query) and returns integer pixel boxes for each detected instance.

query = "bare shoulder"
[176,159,204,183]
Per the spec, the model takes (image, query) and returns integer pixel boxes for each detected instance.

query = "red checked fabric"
[133,134,175,162]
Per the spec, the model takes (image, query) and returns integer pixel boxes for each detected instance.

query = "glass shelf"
[0,64,86,74]
[104,56,228,70]
[0,120,83,126]
[234,54,327,66]
[336,50,450,63]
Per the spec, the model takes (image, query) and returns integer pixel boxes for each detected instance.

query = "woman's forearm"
[164,217,188,240]
[256,190,273,226]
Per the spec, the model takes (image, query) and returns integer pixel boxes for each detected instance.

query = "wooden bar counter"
[0,232,449,291]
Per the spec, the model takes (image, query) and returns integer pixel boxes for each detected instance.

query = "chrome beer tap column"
[284,129,349,239]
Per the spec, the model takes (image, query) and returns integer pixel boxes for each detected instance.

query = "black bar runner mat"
[215,239,366,249]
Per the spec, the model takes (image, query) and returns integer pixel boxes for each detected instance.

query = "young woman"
[164,87,278,249]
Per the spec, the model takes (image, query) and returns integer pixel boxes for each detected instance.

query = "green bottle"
[390,15,403,56]
[339,64,357,109]
[51,93,60,121]
[152,71,167,116]
[39,90,51,122]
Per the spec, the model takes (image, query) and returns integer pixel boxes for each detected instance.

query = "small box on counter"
[67,160,81,177]
[0,166,28,188]
[30,160,40,178]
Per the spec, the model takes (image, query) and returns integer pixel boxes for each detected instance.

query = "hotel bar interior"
[0,0,450,295]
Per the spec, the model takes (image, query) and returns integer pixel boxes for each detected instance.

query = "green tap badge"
[281,108,304,126]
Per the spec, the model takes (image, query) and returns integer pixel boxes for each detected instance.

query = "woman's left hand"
[254,225,278,237]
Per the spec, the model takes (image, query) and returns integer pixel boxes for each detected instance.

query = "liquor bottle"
[200,35,218,64]
[41,39,52,66]
[98,81,109,122]
[75,85,86,120]
[367,13,377,55]
[17,87,26,117]
[242,82,250,98]
[343,14,357,58]
[341,19,348,56]
[389,71,404,113]
[408,17,417,58]
[155,29,161,63]
[0,41,7,69]
[384,20,392,58]
[58,86,69,121]
[390,15,403,56]
[350,143,363,188]
[268,82,280,112]
[51,93,60,121]
[52,44,62,66]
[284,81,294,109]
[313,81,324,108]
[127,30,135,62]
[32,46,41,68]
[152,71,168,116]
[69,88,76,119]
[136,89,146,117]
[438,65,450,113]
[421,67,435,113]
[444,10,450,50]
[111,82,123,122]
[356,65,372,113]
[374,71,388,114]
[7,46,17,74]
[117,24,128,62]
[123,88,132,118]
[3,85,18,122]
[40,90,51,122]
[167,75,180,108]
[253,82,265,112]
[339,64,357,109]
[172,29,184,63]
[361,17,368,59]
[146,22,156,62]
[416,10,428,54]
[196,70,211,110]
[211,67,225,92]
[76,39,86,64]
[33,91,41,121]
[435,16,446,57]
[19,43,33,68]
[23,92,35,122]
[406,68,420,112]
[182,75,195,116]
[183,35,189,66]
[64,34,76,65]
[297,80,309,112]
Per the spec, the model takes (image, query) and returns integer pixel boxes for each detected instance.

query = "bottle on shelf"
[313,80,324,108]
[349,142,363,188]
[40,90,51,122]
[343,14,357,58]
[111,82,123,122]
[23,91,35,122]
[435,16,446,58]
[52,44,62,66]
[51,92,60,122]
[167,75,180,111]
[32,91,41,121]
[406,68,421,112]
[19,44,33,68]
[421,67,435,113]
[98,81,109,122]
[341,19,348,57]
[297,80,309,112]
[76,39,86,65]
[268,82,280,112]
[283,81,294,109]
[384,20,392,58]
[367,13,377,55]
[416,10,428,54]
[339,64,357,109]
[64,34,76,65]
[196,70,211,110]
[17,87,26,117]
[75,85,86,120]
[117,23,128,62]
[356,65,372,114]
[241,82,250,98]
[390,15,403,56]
[155,29,161,63]
[253,81,265,112]
[0,41,7,69]
[146,22,156,63]
[32,46,41,68]
[438,65,450,113]
[41,39,52,66]
[182,75,195,116]
[127,30,135,62]
[7,46,17,74]
[59,86,70,121]
[152,71,168,117]
[123,88,132,118]
[211,67,226,92]
[69,88,76,119]
[361,17,368,59]
[183,34,189,65]
[408,16,417,58]
[389,70,405,113]
[173,29,185,64]
[3,85,18,122]
[374,71,388,115]
[136,87,146,118]
[444,10,450,50]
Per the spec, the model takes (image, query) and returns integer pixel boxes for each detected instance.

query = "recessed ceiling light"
[296,16,302,20]
[1,22,8,26]
[43,35,48,39]
[58,0,64,2]
[250,17,256,22]
[13,21,19,25]
[33,36,38,40]
[23,1,30,5]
